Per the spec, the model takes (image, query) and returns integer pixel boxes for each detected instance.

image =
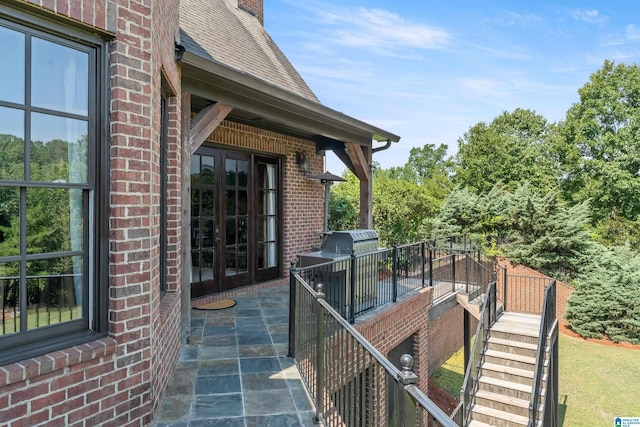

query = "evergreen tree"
[566,245,640,343]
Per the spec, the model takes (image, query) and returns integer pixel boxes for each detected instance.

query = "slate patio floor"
[154,284,316,427]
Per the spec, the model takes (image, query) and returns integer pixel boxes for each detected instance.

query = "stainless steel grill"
[320,229,379,255]
[298,229,382,318]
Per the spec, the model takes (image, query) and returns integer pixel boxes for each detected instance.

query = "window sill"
[160,290,179,323]
[0,335,117,388]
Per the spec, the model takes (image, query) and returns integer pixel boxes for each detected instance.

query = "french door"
[190,147,280,297]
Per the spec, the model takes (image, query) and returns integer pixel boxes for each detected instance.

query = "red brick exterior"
[356,288,433,395]
[496,258,574,322]
[237,0,264,24]
[0,0,184,426]
[0,1,327,426]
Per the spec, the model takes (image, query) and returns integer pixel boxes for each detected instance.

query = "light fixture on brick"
[295,151,310,176]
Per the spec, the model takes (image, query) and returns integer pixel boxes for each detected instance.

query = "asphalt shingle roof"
[179,0,319,103]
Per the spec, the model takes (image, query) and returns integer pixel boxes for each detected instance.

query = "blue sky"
[265,0,640,173]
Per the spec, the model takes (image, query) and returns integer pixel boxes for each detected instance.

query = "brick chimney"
[238,0,264,25]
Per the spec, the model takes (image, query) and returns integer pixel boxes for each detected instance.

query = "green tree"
[559,60,640,226]
[454,108,557,193]
[566,245,640,343]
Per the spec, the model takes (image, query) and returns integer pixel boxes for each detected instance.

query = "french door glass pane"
[267,216,276,241]
[30,113,88,183]
[191,251,200,282]
[31,37,88,115]
[0,26,25,104]
[201,155,214,184]
[0,262,20,336]
[238,190,248,215]
[226,218,236,245]
[201,189,214,217]
[191,188,200,217]
[238,217,248,244]
[225,159,236,185]
[26,255,83,330]
[201,250,214,281]
[202,220,214,248]
[225,247,236,275]
[267,242,276,267]
[226,190,235,215]
[237,161,248,187]
[0,107,25,180]
[237,246,248,273]
[191,219,200,249]
[191,154,201,180]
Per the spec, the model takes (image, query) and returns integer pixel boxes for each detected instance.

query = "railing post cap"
[398,354,418,385]
[316,283,325,299]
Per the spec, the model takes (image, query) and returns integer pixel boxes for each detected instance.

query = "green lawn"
[430,333,640,426]
[559,334,640,426]
[430,344,465,398]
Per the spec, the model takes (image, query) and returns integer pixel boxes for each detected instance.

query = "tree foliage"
[432,184,593,278]
[566,245,640,343]
[559,60,640,227]
[454,108,557,193]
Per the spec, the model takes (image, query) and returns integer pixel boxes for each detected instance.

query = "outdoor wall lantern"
[295,151,310,176]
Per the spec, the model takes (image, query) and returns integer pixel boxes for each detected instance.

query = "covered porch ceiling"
[180,51,400,181]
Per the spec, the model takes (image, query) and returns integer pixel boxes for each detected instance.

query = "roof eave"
[181,51,401,144]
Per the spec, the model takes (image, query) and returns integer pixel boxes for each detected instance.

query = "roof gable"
[180,0,318,102]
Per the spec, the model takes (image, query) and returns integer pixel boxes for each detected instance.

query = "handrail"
[290,270,458,426]
[460,280,497,425]
[529,279,557,426]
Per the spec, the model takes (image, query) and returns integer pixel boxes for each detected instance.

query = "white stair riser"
[490,330,538,345]
[471,410,528,427]
[484,355,536,371]
[481,368,533,386]
[479,381,532,401]
[474,396,529,418]
[487,342,537,358]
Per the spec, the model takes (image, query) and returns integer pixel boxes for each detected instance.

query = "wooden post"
[180,92,192,344]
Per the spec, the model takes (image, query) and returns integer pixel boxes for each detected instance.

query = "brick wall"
[496,258,574,322]
[356,288,433,395]
[0,1,184,426]
[237,0,263,24]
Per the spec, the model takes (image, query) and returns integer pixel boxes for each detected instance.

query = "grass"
[558,333,640,426]
[430,344,465,398]
[1,306,82,335]
[430,333,640,426]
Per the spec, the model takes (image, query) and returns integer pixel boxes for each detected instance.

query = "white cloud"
[571,9,607,24]
[459,78,503,97]
[493,11,542,28]
[625,24,640,41]
[313,6,450,54]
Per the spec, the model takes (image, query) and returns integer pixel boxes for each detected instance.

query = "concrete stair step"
[484,349,536,370]
[490,325,539,345]
[474,390,529,418]
[487,336,537,357]
[482,363,534,386]
[471,403,529,426]
[469,420,494,427]
[499,312,542,324]
[478,373,544,401]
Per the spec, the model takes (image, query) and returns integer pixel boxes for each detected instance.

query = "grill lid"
[321,229,379,254]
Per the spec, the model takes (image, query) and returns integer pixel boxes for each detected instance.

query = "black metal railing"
[460,280,497,426]
[295,240,494,324]
[289,270,459,427]
[530,279,558,427]
[497,267,554,314]
[1,274,81,335]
